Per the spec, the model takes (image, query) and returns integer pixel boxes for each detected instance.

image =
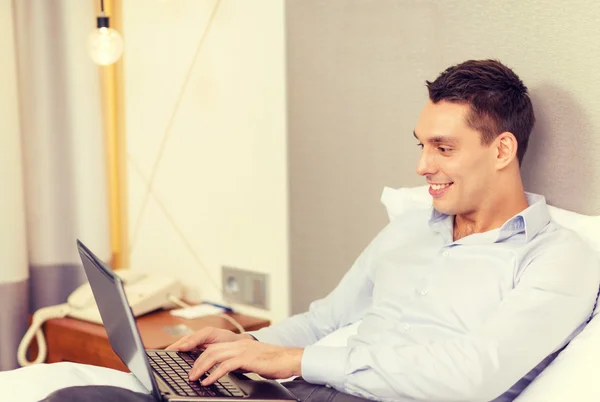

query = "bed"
[2,186,599,401]
[3,315,600,401]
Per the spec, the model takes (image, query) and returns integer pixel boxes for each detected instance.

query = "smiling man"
[414,68,533,241]
[165,60,600,402]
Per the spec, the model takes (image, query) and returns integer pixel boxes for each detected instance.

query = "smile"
[430,183,452,190]
[428,182,453,197]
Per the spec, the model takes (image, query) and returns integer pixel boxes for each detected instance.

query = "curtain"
[0,0,29,372]
[0,0,111,370]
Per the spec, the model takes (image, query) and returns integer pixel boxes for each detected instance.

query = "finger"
[189,344,240,381]
[165,334,202,351]
[166,328,214,351]
[201,359,242,386]
[167,340,197,352]
[164,334,194,351]
[189,344,236,381]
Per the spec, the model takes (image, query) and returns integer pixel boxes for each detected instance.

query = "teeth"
[431,183,452,190]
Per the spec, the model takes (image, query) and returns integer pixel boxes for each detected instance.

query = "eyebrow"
[413,131,459,146]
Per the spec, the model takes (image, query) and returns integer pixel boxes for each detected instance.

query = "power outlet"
[222,266,269,310]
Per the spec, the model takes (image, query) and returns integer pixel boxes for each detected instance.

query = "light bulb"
[88,16,124,66]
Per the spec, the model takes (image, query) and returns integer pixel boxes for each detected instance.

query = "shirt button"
[442,250,450,257]
[419,288,429,296]
[403,323,411,331]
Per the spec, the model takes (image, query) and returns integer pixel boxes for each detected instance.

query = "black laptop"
[77,239,298,401]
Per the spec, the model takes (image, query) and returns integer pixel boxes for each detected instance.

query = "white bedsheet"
[0,361,149,401]
[2,317,599,402]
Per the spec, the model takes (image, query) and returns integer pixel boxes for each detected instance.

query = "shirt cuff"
[244,327,283,346]
[301,345,349,389]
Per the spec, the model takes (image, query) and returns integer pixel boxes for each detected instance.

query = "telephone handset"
[17,270,184,367]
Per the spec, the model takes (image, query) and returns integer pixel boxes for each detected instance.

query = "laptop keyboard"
[147,350,245,398]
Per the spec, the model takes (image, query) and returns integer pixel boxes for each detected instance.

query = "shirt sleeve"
[246,224,393,348]
[301,239,600,401]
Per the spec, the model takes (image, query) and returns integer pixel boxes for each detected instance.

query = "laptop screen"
[77,240,161,400]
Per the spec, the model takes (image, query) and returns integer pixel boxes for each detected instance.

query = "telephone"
[17,270,184,367]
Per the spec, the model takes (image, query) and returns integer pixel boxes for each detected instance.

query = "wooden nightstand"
[33,310,270,372]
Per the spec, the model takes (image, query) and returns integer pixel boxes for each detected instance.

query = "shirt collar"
[501,192,551,242]
[428,192,551,244]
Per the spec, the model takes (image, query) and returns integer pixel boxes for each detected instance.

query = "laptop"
[77,239,298,401]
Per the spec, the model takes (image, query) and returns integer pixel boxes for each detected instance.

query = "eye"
[438,146,450,153]
[416,143,424,149]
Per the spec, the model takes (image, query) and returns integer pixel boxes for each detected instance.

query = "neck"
[453,177,529,241]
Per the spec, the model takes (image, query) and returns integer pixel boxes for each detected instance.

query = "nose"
[416,149,436,177]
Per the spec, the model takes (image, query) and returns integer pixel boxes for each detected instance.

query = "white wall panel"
[123,0,288,321]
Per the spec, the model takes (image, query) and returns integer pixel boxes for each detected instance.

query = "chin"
[432,200,458,216]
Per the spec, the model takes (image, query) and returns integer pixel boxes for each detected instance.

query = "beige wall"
[122,0,289,321]
[286,0,600,312]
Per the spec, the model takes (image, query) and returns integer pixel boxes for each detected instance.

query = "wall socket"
[221,266,269,310]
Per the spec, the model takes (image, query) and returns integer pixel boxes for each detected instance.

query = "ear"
[495,132,518,169]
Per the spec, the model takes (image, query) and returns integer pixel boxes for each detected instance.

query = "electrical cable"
[167,295,245,334]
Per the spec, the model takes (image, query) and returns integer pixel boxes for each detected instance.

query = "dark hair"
[426,59,535,165]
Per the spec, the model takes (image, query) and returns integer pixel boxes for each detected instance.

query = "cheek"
[438,158,466,181]
[443,154,491,188]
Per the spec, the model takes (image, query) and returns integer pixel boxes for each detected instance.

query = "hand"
[165,327,253,352]
[188,339,303,386]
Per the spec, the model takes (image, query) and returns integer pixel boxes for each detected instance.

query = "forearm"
[301,275,598,401]
[249,260,375,347]
[248,224,390,348]
[245,312,324,347]
[301,339,499,401]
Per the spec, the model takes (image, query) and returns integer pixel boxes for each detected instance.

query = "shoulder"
[531,221,596,259]
[520,221,600,291]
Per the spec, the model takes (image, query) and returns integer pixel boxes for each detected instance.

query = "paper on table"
[170,304,226,319]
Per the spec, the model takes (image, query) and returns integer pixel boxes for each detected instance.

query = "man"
[165,60,600,402]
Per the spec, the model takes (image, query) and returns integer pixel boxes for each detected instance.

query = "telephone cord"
[17,303,72,367]
[18,297,246,367]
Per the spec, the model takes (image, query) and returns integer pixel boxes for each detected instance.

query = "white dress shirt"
[250,193,600,401]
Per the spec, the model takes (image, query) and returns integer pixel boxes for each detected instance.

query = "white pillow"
[514,314,600,402]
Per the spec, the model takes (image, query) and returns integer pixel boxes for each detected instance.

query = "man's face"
[414,100,497,216]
